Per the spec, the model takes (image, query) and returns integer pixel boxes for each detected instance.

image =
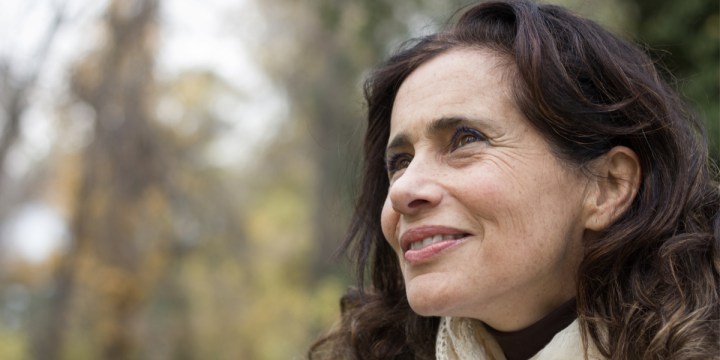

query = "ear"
[584,146,641,231]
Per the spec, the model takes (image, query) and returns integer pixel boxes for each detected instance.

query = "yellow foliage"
[0,329,28,360]
[245,183,313,262]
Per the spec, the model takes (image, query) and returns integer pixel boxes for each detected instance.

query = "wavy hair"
[310,1,720,359]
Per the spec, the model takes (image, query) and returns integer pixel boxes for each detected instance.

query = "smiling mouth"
[409,234,467,251]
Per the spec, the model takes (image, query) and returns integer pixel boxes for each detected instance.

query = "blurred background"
[0,0,716,359]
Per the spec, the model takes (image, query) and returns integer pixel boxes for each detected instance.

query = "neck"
[484,298,577,360]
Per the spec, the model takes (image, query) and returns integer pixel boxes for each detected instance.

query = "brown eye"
[396,158,411,169]
[457,134,480,147]
[386,153,412,177]
[450,126,486,151]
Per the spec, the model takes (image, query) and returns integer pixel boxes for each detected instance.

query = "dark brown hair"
[310,1,720,359]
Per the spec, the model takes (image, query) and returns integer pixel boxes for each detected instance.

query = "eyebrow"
[427,116,466,134]
[385,116,483,157]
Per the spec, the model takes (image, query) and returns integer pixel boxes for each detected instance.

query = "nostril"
[408,199,430,208]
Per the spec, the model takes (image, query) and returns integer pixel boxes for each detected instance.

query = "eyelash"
[385,126,487,177]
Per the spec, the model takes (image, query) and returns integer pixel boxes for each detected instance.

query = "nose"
[387,158,443,215]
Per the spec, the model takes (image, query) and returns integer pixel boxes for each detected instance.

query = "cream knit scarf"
[436,317,603,360]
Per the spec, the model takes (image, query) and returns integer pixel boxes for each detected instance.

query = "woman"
[310,0,720,359]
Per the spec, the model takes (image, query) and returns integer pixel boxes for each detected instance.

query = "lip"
[399,225,471,264]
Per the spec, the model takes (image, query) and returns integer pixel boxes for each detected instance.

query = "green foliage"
[631,0,719,160]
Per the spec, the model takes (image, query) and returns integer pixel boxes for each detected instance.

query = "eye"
[386,153,412,177]
[450,126,486,151]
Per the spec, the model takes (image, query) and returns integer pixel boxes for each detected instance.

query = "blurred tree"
[0,2,67,189]
[27,2,260,358]
[33,0,171,358]
[151,70,254,359]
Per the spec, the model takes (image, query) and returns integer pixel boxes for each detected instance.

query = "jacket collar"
[436,317,603,360]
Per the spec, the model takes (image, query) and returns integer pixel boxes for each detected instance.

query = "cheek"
[380,197,399,249]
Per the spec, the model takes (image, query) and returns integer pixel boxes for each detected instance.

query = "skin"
[380,48,595,331]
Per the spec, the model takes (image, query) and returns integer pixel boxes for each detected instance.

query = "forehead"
[390,48,515,136]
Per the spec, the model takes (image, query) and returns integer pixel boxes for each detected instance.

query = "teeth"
[409,234,464,251]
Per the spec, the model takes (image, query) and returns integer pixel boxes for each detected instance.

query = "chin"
[407,298,441,317]
[405,280,455,317]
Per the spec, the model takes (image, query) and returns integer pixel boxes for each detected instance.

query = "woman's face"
[380,49,593,331]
